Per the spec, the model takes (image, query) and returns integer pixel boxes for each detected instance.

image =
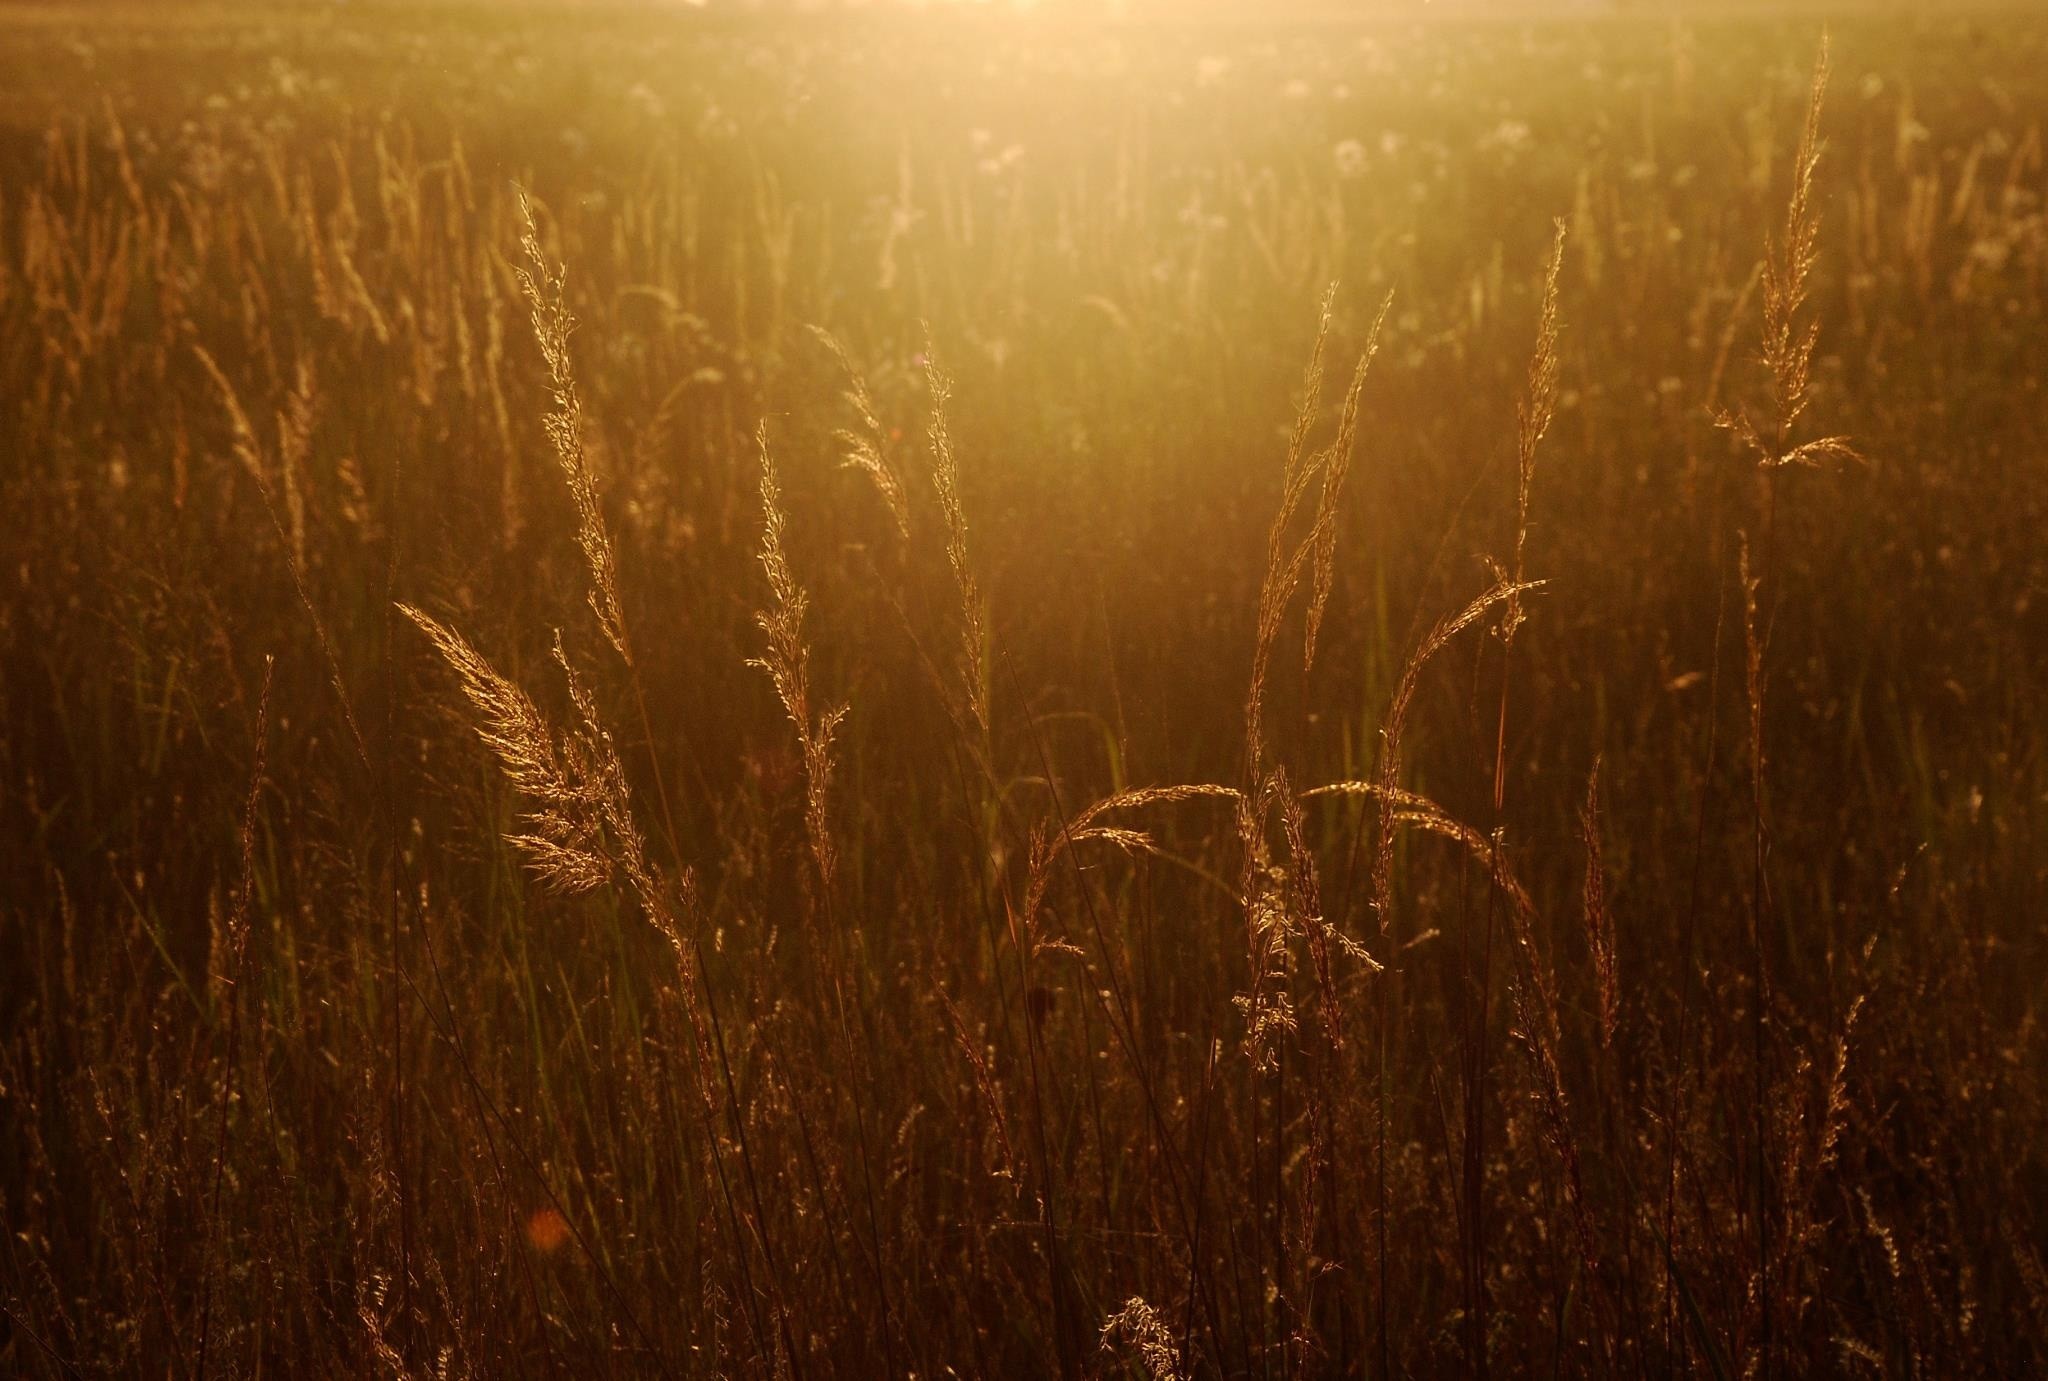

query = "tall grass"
[2,6,2045,1378]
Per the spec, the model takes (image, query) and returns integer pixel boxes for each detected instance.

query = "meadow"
[1,2,2045,1376]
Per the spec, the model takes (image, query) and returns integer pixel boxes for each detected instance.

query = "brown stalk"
[747,422,902,1370]
[196,656,273,1381]
[1709,42,1853,1373]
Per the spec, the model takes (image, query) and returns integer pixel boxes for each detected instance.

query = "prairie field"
[2,2,2045,1376]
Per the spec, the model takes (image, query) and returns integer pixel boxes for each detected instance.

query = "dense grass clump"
[2,4,2045,1376]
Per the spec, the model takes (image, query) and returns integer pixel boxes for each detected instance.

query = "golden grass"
[2,9,2044,1379]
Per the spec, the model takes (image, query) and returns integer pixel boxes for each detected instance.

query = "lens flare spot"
[525,1208,570,1254]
